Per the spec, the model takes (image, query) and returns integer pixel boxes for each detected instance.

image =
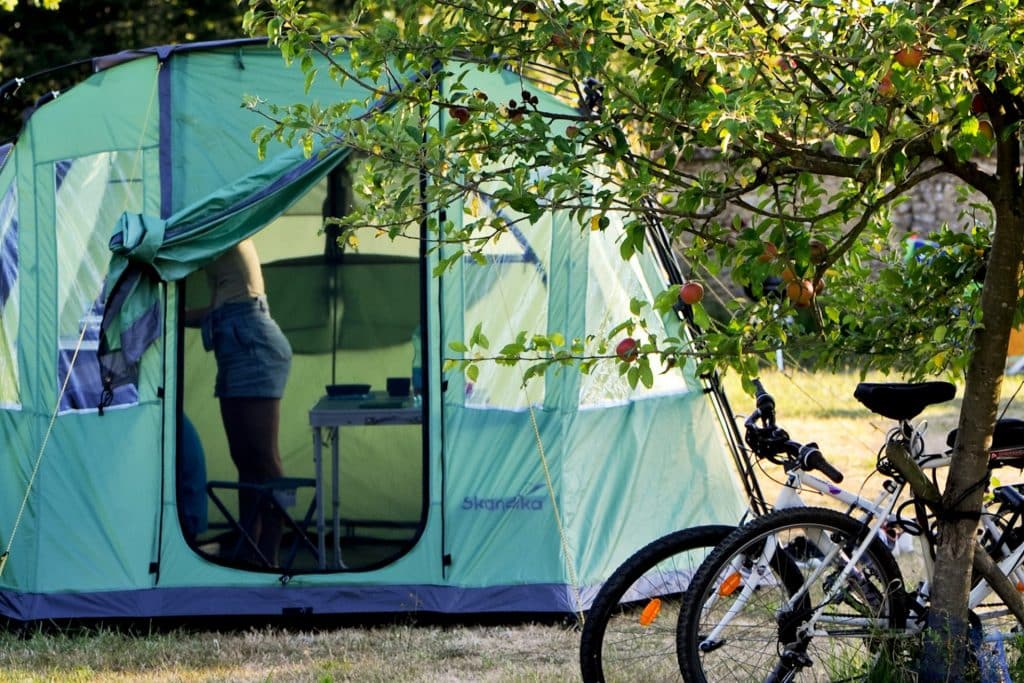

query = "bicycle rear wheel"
[677,508,907,682]
[579,524,734,682]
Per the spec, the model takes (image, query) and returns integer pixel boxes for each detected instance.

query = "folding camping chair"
[206,477,320,570]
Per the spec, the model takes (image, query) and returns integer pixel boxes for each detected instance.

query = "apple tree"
[243,0,1024,677]
[0,0,58,10]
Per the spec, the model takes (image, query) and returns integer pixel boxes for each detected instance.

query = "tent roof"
[3,37,576,133]
[91,38,270,72]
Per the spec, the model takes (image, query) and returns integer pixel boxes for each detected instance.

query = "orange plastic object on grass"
[639,598,662,626]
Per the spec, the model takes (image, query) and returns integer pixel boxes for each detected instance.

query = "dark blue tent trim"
[0,583,595,621]
[159,56,173,219]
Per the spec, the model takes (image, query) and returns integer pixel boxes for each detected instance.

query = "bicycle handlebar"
[799,443,844,483]
[744,378,844,483]
[752,378,776,427]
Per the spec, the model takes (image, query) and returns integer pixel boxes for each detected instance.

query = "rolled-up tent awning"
[98,144,350,395]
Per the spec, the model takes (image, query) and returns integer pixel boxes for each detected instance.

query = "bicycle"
[675,381,1024,682]
[579,380,953,682]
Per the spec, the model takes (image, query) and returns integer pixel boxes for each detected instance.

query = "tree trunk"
[918,194,1024,680]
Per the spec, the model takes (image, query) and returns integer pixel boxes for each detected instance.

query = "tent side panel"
[0,413,42,593]
[30,407,163,593]
[25,59,162,163]
[567,393,746,590]
[441,406,568,586]
[0,125,45,597]
[168,48,371,212]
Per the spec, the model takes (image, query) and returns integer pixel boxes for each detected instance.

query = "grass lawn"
[3,369,1024,682]
[0,619,583,682]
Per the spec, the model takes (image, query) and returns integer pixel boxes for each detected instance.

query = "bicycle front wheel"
[677,508,907,682]
[579,524,734,682]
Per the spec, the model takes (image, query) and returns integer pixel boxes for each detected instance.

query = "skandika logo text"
[461,483,547,512]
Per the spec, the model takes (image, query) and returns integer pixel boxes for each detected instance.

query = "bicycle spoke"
[580,525,733,682]
[678,509,907,682]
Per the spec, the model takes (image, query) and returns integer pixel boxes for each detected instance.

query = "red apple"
[680,282,705,305]
[786,279,814,308]
[894,46,924,69]
[979,119,995,140]
[772,56,796,71]
[757,242,779,263]
[616,337,639,362]
[971,93,986,115]
[878,71,896,97]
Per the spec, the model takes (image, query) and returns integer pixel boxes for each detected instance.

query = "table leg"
[313,426,326,569]
[332,427,344,568]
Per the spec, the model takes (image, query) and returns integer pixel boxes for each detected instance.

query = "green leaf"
[303,67,318,94]
[691,303,712,331]
[640,359,654,388]
[611,126,628,157]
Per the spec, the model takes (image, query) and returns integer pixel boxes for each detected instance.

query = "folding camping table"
[308,394,422,569]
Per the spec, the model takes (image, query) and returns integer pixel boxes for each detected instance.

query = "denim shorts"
[203,296,292,399]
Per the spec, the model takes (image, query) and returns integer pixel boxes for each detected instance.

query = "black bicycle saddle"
[853,382,956,421]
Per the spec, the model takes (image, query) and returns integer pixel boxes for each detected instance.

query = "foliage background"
[0,0,354,140]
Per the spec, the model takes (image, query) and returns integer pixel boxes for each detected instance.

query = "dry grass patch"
[0,621,582,683]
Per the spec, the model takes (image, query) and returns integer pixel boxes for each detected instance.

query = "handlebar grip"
[800,443,844,483]
[998,484,1024,509]
[752,378,776,425]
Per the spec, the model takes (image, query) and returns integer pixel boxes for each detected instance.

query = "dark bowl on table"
[325,383,371,398]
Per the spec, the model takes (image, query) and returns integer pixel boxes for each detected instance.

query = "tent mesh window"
[0,182,18,408]
[55,152,143,412]
[580,207,690,406]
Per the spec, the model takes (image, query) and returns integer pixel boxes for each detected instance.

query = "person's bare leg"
[220,397,285,566]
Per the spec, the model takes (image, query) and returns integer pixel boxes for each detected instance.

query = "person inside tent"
[177,414,208,542]
[185,238,293,566]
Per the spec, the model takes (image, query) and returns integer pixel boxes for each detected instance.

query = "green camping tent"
[0,39,747,621]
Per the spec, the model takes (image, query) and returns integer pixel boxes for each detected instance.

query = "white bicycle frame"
[700,423,1024,651]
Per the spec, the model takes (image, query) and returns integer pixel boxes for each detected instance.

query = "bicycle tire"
[677,507,907,682]
[579,524,734,682]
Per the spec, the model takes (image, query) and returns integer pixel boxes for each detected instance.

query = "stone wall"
[890,172,991,235]
[676,163,995,305]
